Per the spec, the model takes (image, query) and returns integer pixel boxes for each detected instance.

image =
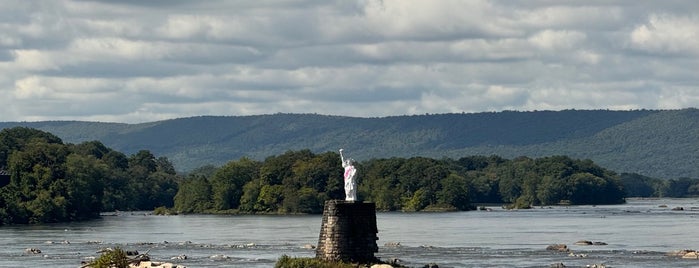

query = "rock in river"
[546,244,569,252]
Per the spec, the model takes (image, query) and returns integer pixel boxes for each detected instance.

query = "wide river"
[1,198,698,267]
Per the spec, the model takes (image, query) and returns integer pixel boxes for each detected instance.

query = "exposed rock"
[388,258,402,265]
[301,244,316,249]
[672,207,684,211]
[423,263,439,268]
[569,252,588,258]
[171,254,187,260]
[576,240,607,246]
[586,264,606,268]
[683,251,699,259]
[24,248,41,254]
[384,242,401,247]
[550,263,566,268]
[667,249,695,257]
[546,244,569,252]
[129,261,187,268]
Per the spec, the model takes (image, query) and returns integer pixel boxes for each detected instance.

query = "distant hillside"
[1,109,697,179]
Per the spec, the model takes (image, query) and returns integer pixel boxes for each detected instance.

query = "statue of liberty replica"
[339,149,357,201]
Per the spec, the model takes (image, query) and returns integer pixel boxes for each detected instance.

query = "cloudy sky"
[1,0,698,123]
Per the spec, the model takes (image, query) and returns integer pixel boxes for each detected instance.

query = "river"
[1,198,698,267]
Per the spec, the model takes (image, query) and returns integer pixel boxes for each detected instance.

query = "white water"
[1,198,698,267]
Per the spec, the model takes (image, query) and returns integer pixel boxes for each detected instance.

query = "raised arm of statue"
[339,149,347,167]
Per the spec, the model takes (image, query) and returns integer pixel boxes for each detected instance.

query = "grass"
[275,255,379,268]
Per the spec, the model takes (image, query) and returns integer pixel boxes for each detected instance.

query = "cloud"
[629,14,699,55]
[0,0,697,123]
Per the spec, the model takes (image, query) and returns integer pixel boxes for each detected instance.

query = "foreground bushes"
[275,255,361,268]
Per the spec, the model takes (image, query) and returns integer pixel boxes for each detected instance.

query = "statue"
[339,149,357,201]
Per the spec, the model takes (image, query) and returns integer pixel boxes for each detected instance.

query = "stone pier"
[316,200,379,263]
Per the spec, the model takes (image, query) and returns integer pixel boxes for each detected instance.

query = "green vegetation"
[89,247,129,268]
[0,127,178,225]
[172,150,626,213]
[1,109,697,179]
[275,255,360,268]
[2,126,698,225]
[621,173,699,198]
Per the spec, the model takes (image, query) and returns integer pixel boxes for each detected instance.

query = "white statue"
[339,149,357,201]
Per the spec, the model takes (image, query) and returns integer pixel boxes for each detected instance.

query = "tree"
[437,173,470,210]
[210,158,260,210]
[256,184,285,212]
[0,127,63,168]
[619,173,657,197]
[173,175,212,213]
[65,154,107,220]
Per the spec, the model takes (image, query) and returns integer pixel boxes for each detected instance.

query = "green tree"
[256,184,285,212]
[403,188,430,211]
[210,158,260,210]
[64,154,107,220]
[239,178,263,212]
[0,127,63,168]
[173,175,212,213]
[619,173,658,197]
[437,173,470,210]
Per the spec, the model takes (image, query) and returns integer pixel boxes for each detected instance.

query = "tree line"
[620,173,699,198]
[174,151,629,214]
[1,127,698,225]
[0,127,178,224]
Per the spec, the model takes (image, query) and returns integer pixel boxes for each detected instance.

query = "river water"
[1,198,698,267]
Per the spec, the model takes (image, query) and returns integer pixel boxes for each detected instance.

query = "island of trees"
[0,127,697,225]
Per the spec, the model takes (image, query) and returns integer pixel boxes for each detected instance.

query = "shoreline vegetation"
[1,127,698,225]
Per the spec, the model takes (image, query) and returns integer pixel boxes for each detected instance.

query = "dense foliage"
[2,109,696,179]
[621,173,699,198]
[2,127,696,225]
[0,127,178,224]
[172,150,626,214]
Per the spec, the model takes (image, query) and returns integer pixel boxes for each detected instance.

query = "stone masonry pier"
[316,200,378,263]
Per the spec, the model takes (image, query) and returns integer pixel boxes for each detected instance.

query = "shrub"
[275,255,358,268]
[90,247,129,268]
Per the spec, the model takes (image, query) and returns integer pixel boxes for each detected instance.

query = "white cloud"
[12,50,58,71]
[630,14,699,55]
[0,0,697,123]
[528,30,586,51]
[14,76,53,99]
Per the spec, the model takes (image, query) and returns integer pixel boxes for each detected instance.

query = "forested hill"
[1,109,697,179]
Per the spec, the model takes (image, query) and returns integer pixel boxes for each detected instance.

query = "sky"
[1,0,698,123]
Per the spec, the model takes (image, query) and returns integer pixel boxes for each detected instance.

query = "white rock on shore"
[130,261,187,268]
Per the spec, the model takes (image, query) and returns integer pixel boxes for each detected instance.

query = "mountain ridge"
[1,109,696,179]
